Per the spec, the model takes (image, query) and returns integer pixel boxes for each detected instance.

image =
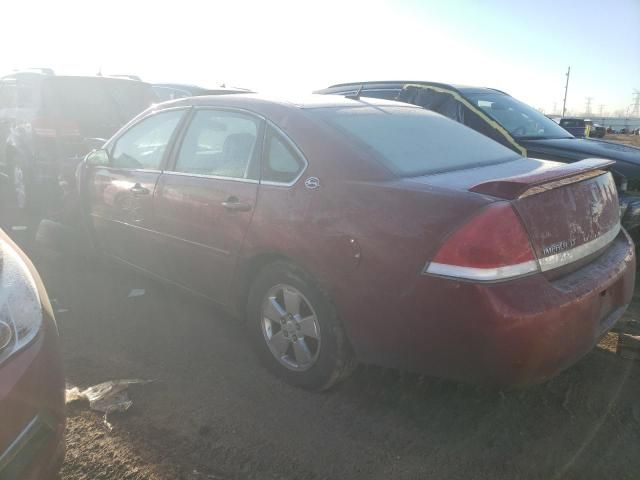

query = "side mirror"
[85,149,110,167]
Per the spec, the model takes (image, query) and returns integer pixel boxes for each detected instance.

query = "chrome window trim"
[260,120,309,188]
[537,222,621,272]
[160,170,259,184]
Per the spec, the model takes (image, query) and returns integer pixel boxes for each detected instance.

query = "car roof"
[320,80,509,97]
[158,93,421,112]
[1,72,150,86]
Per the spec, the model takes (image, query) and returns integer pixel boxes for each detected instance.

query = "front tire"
[247,261,355,390]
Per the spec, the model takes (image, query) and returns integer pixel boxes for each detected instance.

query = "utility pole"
[585,97,593,116]
[562,66,570,118]
[632,89,640,117]
[599,104,606,117]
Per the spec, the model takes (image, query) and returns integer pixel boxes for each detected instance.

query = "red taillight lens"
[32,117,58,138]
[425,202,538,281]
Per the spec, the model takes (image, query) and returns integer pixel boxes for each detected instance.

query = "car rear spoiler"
[469,158,615,200]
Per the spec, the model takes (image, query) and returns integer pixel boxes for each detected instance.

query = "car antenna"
[345,84,364,100]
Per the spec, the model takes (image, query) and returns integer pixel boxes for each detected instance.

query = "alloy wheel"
[260,284,321,371]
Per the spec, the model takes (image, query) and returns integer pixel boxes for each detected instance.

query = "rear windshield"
[308,106,519,177]
[43,77,154,125]
[560,119,585,127]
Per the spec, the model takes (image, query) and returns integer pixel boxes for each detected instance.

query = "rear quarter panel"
[236,110,493,359]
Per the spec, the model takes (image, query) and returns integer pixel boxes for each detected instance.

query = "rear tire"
[247,261,355,390]
[12,163,31,212]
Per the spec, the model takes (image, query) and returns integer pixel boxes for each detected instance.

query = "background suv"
[0,71,156,216]
[316,81,640,234]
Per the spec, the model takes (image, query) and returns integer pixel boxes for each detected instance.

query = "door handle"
[130,183,150,195]
[221,196,252,212]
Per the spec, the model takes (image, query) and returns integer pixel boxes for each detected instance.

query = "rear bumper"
[435,231,635,385]
[351,231,635,385]
[0,319,65,480]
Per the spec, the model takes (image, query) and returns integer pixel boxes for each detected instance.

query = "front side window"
[111,110,184,170]
[262,128,305,184]
[174,110,260,179]
[467,92,573,140]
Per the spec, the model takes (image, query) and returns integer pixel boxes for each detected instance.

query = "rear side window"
[262,128,305,184]
[309,106,519,177]
[111,110,184,170]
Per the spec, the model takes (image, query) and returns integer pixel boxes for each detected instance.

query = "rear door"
[153,108,263,304]
[87,109,186,269]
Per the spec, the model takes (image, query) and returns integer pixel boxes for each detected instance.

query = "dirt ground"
[2,188,640,479]
[606,134,640,147]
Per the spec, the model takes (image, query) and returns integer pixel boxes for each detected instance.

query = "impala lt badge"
[542,238,576,256]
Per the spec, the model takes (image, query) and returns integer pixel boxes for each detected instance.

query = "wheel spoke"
[292,338,312,366]
[268,331,290,357]
[283,288,301,315]
[298,315,319,339]
[264,297,286,322]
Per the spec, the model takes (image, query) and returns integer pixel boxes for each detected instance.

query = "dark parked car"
[77,94,634,389]
[0,71,156,216]
[558,118,604,138]
[152,83,251,102]
[316,82,640,233]
[0,229,65,479]
[591,123,606,138]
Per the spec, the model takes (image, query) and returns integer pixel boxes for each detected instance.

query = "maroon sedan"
[0,230,65,478]
[78,94,635,389]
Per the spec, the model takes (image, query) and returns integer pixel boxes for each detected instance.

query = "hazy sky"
[1,0,638,115]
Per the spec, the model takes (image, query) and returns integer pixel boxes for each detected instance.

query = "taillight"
[32,117,80,138]
[424,202,539,281]
[32,117,58,138]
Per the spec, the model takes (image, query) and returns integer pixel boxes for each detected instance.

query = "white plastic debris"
[66,379,151,430]
[10,225,27,231]
[128,289,146,298]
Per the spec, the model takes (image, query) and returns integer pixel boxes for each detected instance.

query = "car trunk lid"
[470,158,620,274]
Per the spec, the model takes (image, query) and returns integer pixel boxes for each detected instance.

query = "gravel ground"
[2,194,640,479]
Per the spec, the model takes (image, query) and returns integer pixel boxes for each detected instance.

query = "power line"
[632,89,640,117]
[562,66,570,117]
[585,97,593,116]
[599,104,606,117]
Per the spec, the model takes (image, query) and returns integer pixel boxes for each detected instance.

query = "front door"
[153,108,263,304]
[87,109,186,269]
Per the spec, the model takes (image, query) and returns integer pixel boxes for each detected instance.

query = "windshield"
[466,91,574,140]
[310,106,519,177]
